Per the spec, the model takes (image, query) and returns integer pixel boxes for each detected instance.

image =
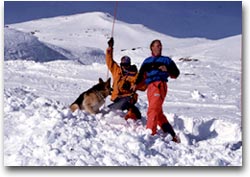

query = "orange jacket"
[106,47,138,101]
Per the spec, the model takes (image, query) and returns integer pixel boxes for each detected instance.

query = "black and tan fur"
[70,78,111,114]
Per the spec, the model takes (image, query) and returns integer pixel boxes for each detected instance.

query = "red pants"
[147,81,169,135]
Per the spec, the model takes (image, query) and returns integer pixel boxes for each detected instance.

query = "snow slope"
[4,28,70,62]
[4,12,242,166]
[6,12,210,64]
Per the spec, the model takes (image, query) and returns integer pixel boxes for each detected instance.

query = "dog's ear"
[105,77,111,87]
[99,78,104,83]
[107,77,111,84]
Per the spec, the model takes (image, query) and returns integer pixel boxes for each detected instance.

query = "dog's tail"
[70,103,79,112]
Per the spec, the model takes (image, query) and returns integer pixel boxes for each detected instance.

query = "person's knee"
[108,97,130,110]
[148,105,162,113]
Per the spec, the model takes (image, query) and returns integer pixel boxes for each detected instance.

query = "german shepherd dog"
[70,78,112,114]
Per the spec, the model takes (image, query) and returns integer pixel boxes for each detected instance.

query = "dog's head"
[98,77,112,97]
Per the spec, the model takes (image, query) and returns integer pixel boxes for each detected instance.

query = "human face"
[120,63,130,71]
[151,41,162,57]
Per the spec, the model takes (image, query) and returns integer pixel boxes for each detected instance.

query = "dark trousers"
[108,96,141,119]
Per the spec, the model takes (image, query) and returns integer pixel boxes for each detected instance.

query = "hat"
[121,56,131,64]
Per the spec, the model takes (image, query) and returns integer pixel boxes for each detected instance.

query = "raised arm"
[105,38,120,75]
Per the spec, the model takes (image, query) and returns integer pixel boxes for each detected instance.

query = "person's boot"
[162,123,181,143]
[172,135,181,143]
[125,108,137,120]
[125,106,141,120]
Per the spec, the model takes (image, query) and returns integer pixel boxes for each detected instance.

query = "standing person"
[105,37,141,120]
[133,39,180,143]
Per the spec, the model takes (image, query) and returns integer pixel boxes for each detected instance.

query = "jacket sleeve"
[167,60,180,78]
[106,47,120,75]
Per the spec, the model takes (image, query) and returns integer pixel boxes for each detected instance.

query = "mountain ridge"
[5,11,240,64]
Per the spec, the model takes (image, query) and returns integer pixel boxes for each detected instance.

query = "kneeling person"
[106,37,141,120]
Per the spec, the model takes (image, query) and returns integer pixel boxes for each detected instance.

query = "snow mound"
[4,87,242,166]
[191,89,206,100]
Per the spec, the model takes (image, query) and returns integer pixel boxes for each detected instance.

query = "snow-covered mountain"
[4,12,242,166]
[5,12,211,64]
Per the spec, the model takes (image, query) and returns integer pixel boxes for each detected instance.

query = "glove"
[158,65,167,72]
[108,37,114,48]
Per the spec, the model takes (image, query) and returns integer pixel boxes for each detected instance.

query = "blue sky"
[4,1,242,39]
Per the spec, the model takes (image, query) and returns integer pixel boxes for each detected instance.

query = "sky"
[4,1,242,40]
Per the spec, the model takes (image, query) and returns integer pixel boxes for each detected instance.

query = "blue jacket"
[136,56,180,85]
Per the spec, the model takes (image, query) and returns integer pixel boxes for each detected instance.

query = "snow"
[4,28,69,62]
[3,12,242,166]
